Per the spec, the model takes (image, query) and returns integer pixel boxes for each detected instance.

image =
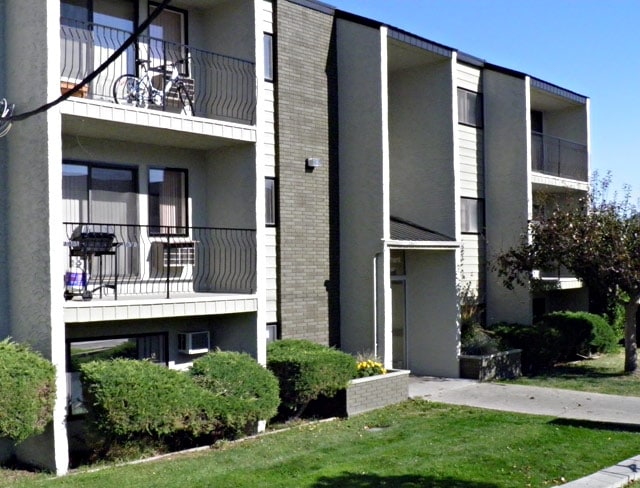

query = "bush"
[80,359,223,441]
[0,339,56,442]
[491,311,618,374]
[461,322,500,355]
[190,351,280,426]
[267,339,357,418]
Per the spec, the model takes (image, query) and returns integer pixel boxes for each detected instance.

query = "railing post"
[165,232,171,299]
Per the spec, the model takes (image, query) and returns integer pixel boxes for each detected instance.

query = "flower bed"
[345,369,410,416]
[459,349,522,381]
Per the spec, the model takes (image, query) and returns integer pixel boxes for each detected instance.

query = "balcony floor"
[61,98,256,150]
[63,291,258,323]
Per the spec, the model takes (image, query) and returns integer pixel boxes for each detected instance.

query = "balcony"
[531,132,588,182]
[60,19,256,125]
[63,223,256,303]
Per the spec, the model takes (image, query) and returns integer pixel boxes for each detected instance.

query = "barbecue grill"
[64,225,120,301]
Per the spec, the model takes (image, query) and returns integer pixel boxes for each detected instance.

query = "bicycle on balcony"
[112,59,194,116]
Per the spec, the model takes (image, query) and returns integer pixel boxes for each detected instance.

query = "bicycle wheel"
[113,75,145,108]
[176,84,194,116]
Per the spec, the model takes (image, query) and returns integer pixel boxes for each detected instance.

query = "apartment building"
[0,0,589,474]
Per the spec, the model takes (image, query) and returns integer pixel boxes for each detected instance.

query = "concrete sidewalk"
[409,376,640,487]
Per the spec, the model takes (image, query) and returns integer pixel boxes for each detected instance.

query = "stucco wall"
[206,144,257,229]
[191,0,256,62]
[5,0,68,474]
[483,70,532,325]
[0,0,8,337]
[389,59,456,237]
[405,250,459,377]
[336,19,387,354]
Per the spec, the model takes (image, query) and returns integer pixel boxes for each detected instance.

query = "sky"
[327,0,640,200]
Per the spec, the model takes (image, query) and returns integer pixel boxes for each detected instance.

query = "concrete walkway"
[409,376,640,487]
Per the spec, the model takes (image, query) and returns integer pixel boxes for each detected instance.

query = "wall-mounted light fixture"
[306,157,322,169]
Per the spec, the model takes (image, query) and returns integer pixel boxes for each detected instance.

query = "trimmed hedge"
[0,339,56,442]
[190,351,280,425]
[267,339,357,417]
[80,359,224,440]
[491,311,618,373]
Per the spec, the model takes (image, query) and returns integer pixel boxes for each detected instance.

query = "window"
[63,161,138,225]
[63,161,139,277]
[149,3,188,69]
[266,323,278,343]
[149,168,188,235]
[461,197,484,234]
[458,88,483,128]
[265,177,276,226]
[66,334,167,415]
[264,33,274,81]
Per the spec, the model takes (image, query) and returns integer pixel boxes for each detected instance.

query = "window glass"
[63,162,137,225]
[63,161,139,277]
[149,168,188,235]
[461,198,485,234]
[458,88,483,128]
[265,177,276,225]
[264,33,273,81]
[149,4,187,67]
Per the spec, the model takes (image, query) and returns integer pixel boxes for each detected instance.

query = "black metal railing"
[531,132,588,182]
[60,18,256,124]
[63,222,256,300]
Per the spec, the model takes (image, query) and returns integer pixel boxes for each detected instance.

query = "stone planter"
[459,349,522,381]
[345,369,410,416]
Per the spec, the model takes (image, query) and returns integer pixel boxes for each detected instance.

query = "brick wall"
[274,0,339,345]
[346,370,410,416]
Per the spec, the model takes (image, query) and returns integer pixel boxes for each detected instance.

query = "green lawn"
[4,400,640,488]
[506,346,640,396]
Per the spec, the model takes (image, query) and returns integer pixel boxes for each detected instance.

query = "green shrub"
[190,351,280,426]
[491,312,618,374]
[0,339,56,442]
[539,312,617,358]
[80,359,223,440]
[267,339,357,418]
[461,322,500,355]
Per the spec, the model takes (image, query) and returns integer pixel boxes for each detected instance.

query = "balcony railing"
[531,132,588,182]
[63,223,256,301]
[60,18,256,124]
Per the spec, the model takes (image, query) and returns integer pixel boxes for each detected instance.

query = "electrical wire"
[0,0,171,133]
[0,98,14,137]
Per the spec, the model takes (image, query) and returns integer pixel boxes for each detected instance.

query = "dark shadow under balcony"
[60,19,256,125]
[531,132,588,182]
[63,223,256,302]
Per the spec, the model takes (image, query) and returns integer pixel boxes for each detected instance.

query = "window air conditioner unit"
[177,331,210,355]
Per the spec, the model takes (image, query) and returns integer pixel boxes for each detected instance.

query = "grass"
[3,399,640,488]
[506,346,640,396]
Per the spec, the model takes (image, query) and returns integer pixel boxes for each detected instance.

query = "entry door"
[391,279,407,369]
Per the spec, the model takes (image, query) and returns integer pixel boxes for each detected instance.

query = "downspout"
[373,252,381,357]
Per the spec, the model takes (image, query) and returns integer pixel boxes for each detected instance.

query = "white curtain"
[159,170,186,233]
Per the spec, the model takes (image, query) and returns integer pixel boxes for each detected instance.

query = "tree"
[495,175,640,373]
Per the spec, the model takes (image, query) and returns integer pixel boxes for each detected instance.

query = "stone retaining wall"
[346,370,410,416]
